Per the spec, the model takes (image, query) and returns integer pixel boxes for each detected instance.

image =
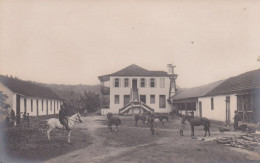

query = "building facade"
[171,69,260,124]
[98,64,177,115]
[200,69,260,123]
[0,75,62,123]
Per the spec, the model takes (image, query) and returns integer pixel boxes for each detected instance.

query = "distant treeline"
[42,84,101,100]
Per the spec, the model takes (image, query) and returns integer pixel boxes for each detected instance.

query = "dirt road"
[46,115,260,163]
[46,116,140,163]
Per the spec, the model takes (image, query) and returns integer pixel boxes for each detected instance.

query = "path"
[45,115,260,163]
[45,115,156,163]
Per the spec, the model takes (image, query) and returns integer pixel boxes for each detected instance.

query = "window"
[150,95,155,104]
[141,78,145,87]
[54,101,56,110]
[140,95,146,104]
[159,95,166,108]
[31,99,33,112]
[211,98,214,110]
[24,98,27,113]
[150,78,155,87]
[114,95,120,104]
[160,78,165,88]
[42,100,44,111]
[124,95,130,105]
[114,78,120,87]
[124,78,129,87]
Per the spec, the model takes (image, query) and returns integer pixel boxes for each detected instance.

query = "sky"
[0,0,260,88]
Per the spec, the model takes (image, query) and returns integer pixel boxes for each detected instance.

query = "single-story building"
[200,69,260,124]
[171,68,260,124]
[171,80,225,117]
[0,75,62,124]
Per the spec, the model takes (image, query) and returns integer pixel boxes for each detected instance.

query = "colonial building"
[171,80,225,117]
[98,64,177,115]
[0,75,62,123]
[171,69,260,124]
[200,69,260,123]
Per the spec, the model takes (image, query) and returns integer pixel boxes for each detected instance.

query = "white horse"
[46,112,82,143]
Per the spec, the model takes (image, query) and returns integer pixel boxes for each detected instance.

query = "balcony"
[101,86,110,95]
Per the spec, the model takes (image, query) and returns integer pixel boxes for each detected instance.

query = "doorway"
[226,96,230,124]
[16,95,21,125]
[132,79,137,89]
[199,102,202,118]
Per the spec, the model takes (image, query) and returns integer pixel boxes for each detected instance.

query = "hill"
[42,84,101,100]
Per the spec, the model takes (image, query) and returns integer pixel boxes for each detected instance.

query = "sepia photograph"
[0,0,260,162]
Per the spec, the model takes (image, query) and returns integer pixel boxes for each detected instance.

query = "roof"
[206,69,260,96]
[172,80,225,101]
[98,64,170,82]
[0,75,61,100]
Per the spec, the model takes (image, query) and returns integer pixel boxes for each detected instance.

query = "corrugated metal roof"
[172,80,225,100]
[206,69,260,96]
[98,64,169,82]
[0,75,61,100]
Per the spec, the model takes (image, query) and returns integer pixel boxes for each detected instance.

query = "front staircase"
[119,87,154,114]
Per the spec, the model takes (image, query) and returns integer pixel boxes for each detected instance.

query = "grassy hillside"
[43,84,101,100]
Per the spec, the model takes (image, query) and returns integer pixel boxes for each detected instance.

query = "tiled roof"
[206,69,260,96]
[98,64,169,82]
[172,80,225,101]
[0,75,61,100]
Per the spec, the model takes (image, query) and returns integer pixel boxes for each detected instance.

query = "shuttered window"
[159,95,166,108]
[150,78,155,88]
[124,78,129,87]
[115,95,120,104]
[115,78,120,87]
[160,78,165,88]
[141,78,145,87]
[150,95,155,104]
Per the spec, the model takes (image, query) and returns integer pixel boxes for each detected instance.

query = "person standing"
[147,114,155,135]
[233,110,239,131]
[26,113,30,128]
[180,115,186,136]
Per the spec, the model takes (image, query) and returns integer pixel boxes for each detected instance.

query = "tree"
[0,91,10,110]
[0,91,12,126]
[79,91,100,113]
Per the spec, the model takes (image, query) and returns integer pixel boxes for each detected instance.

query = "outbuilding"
[0,75,62,124]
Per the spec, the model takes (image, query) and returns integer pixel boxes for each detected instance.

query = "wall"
[19,97,61,116]
[109,76,172,114]
[198,94,237,122]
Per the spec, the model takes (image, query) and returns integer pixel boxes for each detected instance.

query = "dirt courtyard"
[43,114,260,163]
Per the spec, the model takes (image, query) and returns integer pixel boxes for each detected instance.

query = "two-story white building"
[98,64,177,115]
